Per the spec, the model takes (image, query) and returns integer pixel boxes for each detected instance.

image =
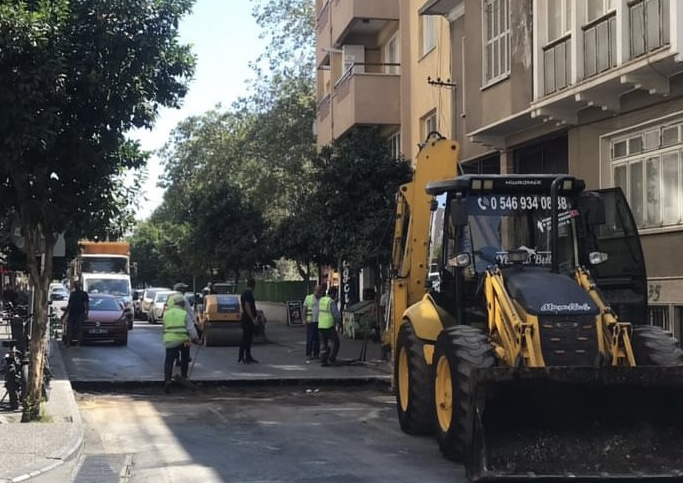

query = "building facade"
[315,0,683,338]
[422,0,683,339]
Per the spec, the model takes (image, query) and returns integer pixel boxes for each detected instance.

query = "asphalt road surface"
[37,385,466,483]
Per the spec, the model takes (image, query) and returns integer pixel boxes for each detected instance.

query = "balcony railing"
[629,0,669,59]
[317,93,331,121]
[583,12,617,79]
[543,35,571,95]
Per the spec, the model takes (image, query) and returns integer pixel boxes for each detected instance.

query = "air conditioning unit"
[342,45,365,74]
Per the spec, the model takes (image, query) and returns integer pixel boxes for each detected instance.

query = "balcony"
[329,0,399,48]
[530,0,680,126]
[316,1,331,68]
[471,0,683,149]
[316,65,400,147]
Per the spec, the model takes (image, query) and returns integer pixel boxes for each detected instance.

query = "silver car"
[140,287,170,321]
[148,290,176,324]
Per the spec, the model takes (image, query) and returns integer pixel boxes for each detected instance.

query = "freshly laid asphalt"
[0,302,391,482]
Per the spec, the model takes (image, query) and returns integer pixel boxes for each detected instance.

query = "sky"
[129,0,267,220]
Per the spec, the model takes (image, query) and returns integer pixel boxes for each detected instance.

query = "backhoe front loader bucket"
[468,366,683,481]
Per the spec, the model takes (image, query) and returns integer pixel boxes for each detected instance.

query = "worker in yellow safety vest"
[162,293,199,393]
[318,286,341,367]
[302,284,323,362]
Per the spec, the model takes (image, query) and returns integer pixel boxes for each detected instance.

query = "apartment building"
[315,0,452,160]
[422,0,683,337]
[315,0,453,296]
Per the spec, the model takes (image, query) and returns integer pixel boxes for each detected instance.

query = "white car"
[48,283,70,315]
[148,290,176,324]
[140,287,170,320]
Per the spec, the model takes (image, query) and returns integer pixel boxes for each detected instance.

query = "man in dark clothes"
[64,281,89,346]
[238,278,259,364]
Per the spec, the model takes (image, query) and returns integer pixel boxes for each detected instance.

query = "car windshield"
[85,279,131,297]
[90,297,122,312]
[155,292,173,303]
[460,193,579,272]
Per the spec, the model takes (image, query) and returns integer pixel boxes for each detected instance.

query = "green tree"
[313,127,413,290]
[0,0,195,421]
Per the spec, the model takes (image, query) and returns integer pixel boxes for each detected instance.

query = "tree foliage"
[0,0,195,421]
[312,127,413,273]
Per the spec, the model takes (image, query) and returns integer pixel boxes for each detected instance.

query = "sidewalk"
[0,337,83,483]
[0,302,391,482]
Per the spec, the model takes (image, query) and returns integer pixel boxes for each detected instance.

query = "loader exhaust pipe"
[468,367,683,481]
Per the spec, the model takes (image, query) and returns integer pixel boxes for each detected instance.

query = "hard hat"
[173,282,188,292]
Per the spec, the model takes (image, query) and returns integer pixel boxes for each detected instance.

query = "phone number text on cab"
[477,195,570,211]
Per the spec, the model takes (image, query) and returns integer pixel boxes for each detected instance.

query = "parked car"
[67,294,128,346]
[148,290,175,324]
[48,283,69,315]
[140,287,170,320]
[132,289,145,319]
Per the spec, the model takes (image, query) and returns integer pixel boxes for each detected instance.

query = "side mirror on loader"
[450,197,468,227]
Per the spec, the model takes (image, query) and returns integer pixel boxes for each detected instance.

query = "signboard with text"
[286,300,303,326]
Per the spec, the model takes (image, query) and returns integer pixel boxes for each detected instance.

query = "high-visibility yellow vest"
[318,296,335,329]
[304,294,318,322]
[163,307,188,344]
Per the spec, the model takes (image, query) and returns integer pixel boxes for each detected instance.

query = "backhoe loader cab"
[392,170,683,481]
[427,174,646,330]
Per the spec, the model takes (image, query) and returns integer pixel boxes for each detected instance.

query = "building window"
[483,0,510,84]
[388,132,401,159]
[384,34,400,75]
[586,0,616,22]
[610,120,683,230]
[547,0,571,42]
[583,13,617,78]
[422,16,437,56]
[423,111,437,139]
[649,305,672,332]
[629,0,670,59]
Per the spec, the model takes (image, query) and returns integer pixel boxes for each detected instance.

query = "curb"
[7,434,83,483]
[70,376,392,393]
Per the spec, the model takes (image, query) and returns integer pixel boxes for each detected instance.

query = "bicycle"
[0,313,51,410]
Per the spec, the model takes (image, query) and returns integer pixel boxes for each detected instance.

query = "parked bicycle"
[0,313,51,410]
[1,337,28,410]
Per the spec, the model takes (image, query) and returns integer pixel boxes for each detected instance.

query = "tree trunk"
[21,223,54,422]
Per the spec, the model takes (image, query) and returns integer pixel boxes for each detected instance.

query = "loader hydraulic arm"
[484,267,545,367]
[389,134,460,349]
[574,266,635,366]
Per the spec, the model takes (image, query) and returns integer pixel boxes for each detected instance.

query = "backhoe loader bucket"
[468,366,683,481]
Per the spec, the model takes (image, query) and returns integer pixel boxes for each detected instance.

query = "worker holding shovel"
[162,293,200,393]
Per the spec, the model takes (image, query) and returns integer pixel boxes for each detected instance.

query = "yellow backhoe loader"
[389,132,683,480]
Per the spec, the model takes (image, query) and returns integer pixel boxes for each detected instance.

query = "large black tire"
[632,325,683,366]
[394,322,434,435]
[433,325,495,462]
